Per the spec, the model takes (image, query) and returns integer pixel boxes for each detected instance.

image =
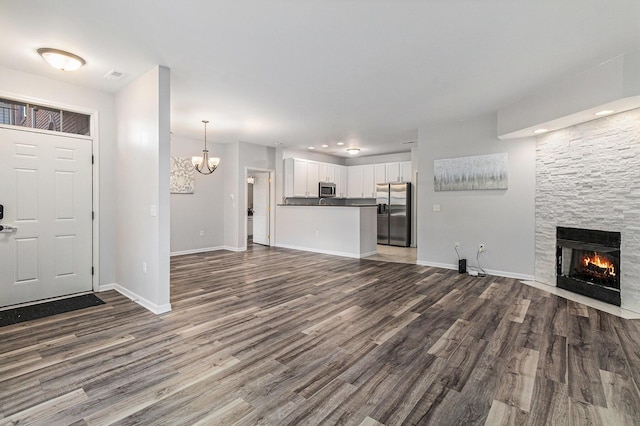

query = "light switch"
[433,204,441,212]
[150,205,157,217]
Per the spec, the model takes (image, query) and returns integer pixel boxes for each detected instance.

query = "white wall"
[223,142,240,250]
[115,66,171,313]
[417,112,536,279]
[0,65,116,287]
[170,135,225,254]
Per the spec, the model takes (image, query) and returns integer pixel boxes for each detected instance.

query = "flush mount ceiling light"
[192,120,220,175]
[321,144,329,148]
[308,146,315,150]
[533,128,548,134]
[37,48,86,71]
[594,110,614,116]
[337,142,344,146]
[346,148,360,155]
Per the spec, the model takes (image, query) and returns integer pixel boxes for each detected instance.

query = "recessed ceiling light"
[594,110,614,116]
[308,146,315,150]
[533,128,548,134]
[337,142,344,146]
[346,148,360,155]
[321,144,329,148]
[37,48,85,71]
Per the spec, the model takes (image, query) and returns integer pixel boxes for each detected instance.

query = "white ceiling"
[1,1,639,157]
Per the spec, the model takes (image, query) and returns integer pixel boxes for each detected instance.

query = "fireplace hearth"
[556,227,621,306]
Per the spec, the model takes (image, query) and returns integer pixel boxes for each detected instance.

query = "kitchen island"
[275,205,377,258]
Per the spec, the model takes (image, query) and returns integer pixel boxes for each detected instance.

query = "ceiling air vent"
[104,70,125,81]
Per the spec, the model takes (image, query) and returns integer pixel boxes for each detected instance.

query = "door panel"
[15,237,39,282]
[0,127,92,307]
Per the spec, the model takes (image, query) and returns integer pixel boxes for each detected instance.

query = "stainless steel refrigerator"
[376,182,411,247]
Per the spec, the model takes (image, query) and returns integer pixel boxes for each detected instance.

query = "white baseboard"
[417,260,457,270]
[276,243,375,259]
[416,261,535,281]
[98,283,171,315]
[222,246,245,252]
[170,246,225,257]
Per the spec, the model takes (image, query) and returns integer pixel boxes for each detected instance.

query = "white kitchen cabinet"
[363,164,375,198]
[374,163,386,185]
[347,164,377,198]
[292,158,308,196]
[401,161,412,182]
[337,165,348,198]
[284,158,320,198]
[316,162,337,183]
[317,163,327,183]
[385,162,400,183]
[306,161,319,197]
[326,164,336,183]
[347,165,364,198]
[384,161,412,183]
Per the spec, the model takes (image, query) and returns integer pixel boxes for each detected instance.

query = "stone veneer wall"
[535,108,640,312]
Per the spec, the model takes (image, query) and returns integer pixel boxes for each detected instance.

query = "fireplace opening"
[556,227,621,306]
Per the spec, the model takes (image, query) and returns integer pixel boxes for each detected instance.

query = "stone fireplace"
[556,227,621,306]
[535,108,640,313]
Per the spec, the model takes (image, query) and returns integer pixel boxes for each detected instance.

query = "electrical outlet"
[455,242,460,249]
[200,230,205,237]
[479,244,485,252]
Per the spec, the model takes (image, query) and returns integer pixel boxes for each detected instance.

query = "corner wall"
[417,112,536,279]
[115,66,171,313]
[535,108,640,312]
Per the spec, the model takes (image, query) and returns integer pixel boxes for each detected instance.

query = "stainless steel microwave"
[319,182,336,198]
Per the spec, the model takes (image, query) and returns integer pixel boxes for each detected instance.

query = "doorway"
[0,127,93,307]
[246,169,273,247]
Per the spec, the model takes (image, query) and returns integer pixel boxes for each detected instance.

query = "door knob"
[0,225,17,233]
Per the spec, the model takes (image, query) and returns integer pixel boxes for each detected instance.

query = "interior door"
[0,127,92,307]
[252,172,270,246]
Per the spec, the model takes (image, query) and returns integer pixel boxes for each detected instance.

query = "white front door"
[252,172,269,246]
[0,127,92,307]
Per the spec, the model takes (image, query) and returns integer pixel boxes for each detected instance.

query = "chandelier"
[192,120,220,174]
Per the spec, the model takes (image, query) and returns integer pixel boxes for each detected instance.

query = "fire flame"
[583,252,616,276]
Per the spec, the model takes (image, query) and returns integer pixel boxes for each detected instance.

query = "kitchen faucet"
[318,198,326,205]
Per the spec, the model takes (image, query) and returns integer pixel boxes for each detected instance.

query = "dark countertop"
[277,204,377,207]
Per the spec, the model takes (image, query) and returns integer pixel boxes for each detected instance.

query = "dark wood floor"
[2,245,640,425]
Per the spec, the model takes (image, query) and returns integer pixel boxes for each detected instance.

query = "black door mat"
[0,294,105,327]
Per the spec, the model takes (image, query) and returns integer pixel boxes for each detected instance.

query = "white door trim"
[0,91,100,295]
[244,166,275,250]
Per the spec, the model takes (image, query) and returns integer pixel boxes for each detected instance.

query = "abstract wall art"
[170,157,195,194]
[434,153,508,191]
